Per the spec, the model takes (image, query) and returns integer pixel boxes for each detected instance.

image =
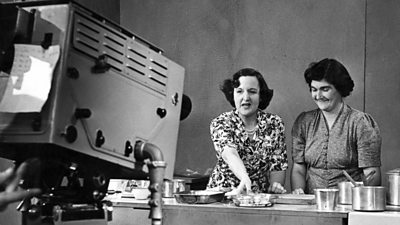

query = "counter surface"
[108,195,400,225]
[108,195,349,225]
[111,196,350,216]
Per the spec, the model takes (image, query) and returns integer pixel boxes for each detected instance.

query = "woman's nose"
[315,90,323,99]
[243,92,250,100]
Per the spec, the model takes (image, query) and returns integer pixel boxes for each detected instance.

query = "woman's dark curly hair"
[220,68,273,110]
[304,58,354,97]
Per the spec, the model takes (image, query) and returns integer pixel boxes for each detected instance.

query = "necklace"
[246,127,257,141]
[245,126,257,134]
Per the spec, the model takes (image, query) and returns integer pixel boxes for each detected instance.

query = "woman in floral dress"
[207,68,288,195]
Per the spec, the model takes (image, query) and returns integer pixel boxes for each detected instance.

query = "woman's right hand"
[226,175,252,196]
[268,182,287,194]
[292,188,305,194]
[237,175,252,194]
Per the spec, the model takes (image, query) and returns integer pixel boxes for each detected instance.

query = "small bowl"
[131,188,151,200]
[232,193,273,206]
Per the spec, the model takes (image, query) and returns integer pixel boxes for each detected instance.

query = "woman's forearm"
[363,167,381,186]
[291,163,306,191]
[221,147,249,180]
[270,170,286,185]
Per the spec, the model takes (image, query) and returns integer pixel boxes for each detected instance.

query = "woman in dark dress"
[291,58,382,194]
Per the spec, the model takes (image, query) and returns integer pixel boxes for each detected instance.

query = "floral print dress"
[206,109,288,193]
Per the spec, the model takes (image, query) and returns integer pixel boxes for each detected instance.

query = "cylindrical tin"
[338,181,363,205]
[172,179,186,193]
[162,180,174,198]
[352,186,386,211]
[387,169,400,206]
[314,189,339,210]
[162,179,187,198]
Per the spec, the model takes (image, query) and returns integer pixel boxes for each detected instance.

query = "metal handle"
[343,170,360,187]
[363,170,376,186]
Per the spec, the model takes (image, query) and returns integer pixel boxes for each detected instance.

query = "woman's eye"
[321,87,330,92]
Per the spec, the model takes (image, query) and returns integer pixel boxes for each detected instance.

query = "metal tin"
[174,190,225,204]
[387,169,400,206]
[338,181,363,205]
[314,189,339,210]
[162,180,174,198]
[172,179,187,193]
[352,186,386,211]
[162,179,187,198]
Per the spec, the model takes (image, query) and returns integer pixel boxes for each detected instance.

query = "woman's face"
[310,79,342,113]
[234,76,260,118]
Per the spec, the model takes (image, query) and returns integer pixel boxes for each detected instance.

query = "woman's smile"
[310,79,342,113]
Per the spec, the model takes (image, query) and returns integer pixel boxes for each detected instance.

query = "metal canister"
[172,179,186,193]
[162,179,186,197]
[338,181,363,205]
[387,168,400,206]
[314,188,339,210]
[352,186,386,211]
[162,180,174,198]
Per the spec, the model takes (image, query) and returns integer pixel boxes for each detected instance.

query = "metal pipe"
[134,141,166,225]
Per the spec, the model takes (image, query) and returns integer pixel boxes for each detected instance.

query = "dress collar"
[233,109,261,126]
[233,109,262,142]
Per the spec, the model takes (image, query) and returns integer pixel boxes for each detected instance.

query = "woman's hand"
[267,182,287,194]
[290,162,306,194]
[236,175,252,194]
[291,188,305,194]
[225,175,252,197]
[268,171,287,194]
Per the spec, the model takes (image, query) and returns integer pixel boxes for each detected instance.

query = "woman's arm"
[266,115,288,194]
[355,114,382,186]
[268,170,287,193]
[363,167,381,186]
[221,146,251,194]
[291,162,306,194]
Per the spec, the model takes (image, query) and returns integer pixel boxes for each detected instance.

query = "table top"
[107,194,351,218]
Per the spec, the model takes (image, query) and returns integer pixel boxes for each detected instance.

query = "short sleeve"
[291,112,307,163]
[356,113,382,168]
[210,115,237,155]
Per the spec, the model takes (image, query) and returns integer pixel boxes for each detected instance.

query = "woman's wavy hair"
[304,58,354,97]
[220,68,273,110]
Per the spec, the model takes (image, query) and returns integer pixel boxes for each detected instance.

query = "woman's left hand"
[267,182,287,194]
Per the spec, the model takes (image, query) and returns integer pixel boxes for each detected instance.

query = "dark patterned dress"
[291,104,381,194]
[206,109,288,193]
